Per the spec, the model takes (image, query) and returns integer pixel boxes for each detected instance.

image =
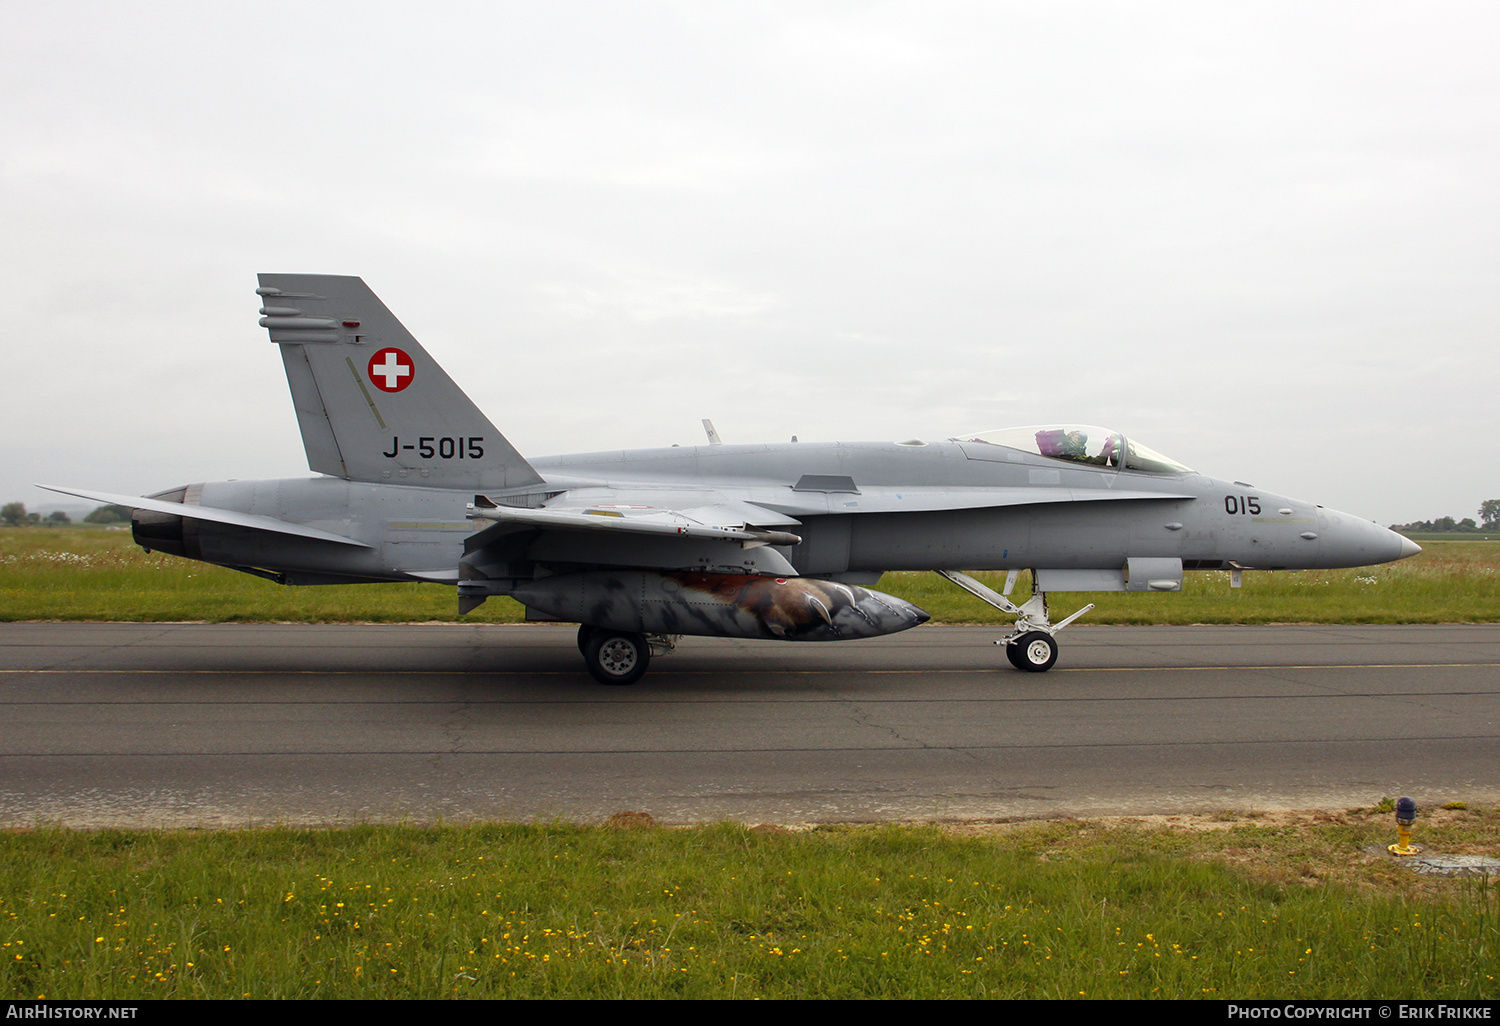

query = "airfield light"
[1388,796,1422,856]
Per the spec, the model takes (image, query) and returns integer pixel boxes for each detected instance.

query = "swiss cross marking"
[368,348,415,392]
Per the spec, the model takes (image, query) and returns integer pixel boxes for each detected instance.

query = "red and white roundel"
[367,348,415,392]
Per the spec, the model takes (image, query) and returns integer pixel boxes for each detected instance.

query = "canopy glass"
[954,425,1193,474]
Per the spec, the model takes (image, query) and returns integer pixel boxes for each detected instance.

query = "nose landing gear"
[1006,630,1058,672]
[937,570,1093,674]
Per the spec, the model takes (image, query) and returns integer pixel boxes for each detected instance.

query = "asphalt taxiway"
[1,622,1496,826]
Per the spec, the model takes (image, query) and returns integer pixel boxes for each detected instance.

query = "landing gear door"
[1033,568,1125,592]
[1124,557,1183,592]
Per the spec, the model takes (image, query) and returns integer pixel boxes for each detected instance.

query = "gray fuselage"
[161,438,1410,585]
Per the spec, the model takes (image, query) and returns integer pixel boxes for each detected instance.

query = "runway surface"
[1,622,1496,827]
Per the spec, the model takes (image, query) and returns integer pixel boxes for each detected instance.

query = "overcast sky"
[4,1,1496,526]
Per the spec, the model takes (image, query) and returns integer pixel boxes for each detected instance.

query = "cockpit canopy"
[953,424,1193,474]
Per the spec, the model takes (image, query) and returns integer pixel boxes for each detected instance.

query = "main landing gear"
[937,570,1093,674]
[575,625,678,685]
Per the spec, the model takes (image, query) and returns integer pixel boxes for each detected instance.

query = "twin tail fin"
[257,274,542,491]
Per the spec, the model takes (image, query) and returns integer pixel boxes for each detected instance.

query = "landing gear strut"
[937,570,1092,673]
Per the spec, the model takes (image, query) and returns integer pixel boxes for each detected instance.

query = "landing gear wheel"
[577,624,596,655]
[584,630,651,685]
[1008,631,1057,673]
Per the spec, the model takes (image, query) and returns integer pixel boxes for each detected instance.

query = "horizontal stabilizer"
[36,484,371,548]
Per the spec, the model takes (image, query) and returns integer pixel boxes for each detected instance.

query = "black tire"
[1009,631,1058,672]
[584,630,651,685]
[577,624,596,655]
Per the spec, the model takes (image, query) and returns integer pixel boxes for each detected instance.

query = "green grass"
[1398,533,1500,543]
[0,527,524,624]
[4,528,1497,624]
[885,543,1500,624]
[3,813,1496,999]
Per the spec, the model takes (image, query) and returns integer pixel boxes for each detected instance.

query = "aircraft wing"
[463,495,805,578]
[469,498,801,545]
[461,486,1193,582]
[36,484,372,548]
[472,486,1193,533]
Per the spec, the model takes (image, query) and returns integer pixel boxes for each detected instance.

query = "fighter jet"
[41,274,1420,684]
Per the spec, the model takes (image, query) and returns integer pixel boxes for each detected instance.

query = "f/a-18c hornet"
[43,275,1420,684]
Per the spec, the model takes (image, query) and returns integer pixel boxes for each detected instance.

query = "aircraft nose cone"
[1317,509,1421,568]
[1314,510,1416,570]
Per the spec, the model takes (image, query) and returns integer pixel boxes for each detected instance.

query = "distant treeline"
[1391,500,1499,534]
[1,502,133,526]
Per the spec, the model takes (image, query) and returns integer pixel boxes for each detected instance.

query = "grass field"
[3,811,1497,1000]
[1397,532,1500,544]
[2,526,1497,625]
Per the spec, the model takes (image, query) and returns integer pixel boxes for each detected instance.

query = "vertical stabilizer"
[256,274,544,491]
